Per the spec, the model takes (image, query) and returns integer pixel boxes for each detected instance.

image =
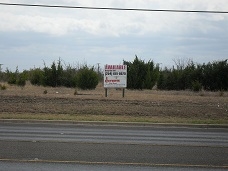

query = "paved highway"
[0,122,227,170]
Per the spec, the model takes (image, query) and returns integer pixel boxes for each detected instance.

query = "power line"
[0,2,228,14]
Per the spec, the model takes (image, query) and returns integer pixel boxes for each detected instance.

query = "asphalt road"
[0,122,227,170]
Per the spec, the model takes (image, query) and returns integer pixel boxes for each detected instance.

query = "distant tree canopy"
[33,59,99,90]
[157,59,228,91]
[2,57,228,91]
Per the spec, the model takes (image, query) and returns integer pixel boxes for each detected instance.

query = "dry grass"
[0,82,228,124]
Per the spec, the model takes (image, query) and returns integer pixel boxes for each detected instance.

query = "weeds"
[192,80,202,92]
[219,90,224,97]
[0,84,7,90]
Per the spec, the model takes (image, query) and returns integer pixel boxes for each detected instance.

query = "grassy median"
[0,83,228,124]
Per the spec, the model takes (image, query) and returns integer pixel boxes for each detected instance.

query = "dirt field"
[0,82,228,124]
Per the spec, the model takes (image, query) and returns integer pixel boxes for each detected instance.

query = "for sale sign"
[104,64,127,88]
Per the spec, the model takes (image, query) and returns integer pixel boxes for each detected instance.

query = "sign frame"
[103,64,127,97]
[104,64,127,88]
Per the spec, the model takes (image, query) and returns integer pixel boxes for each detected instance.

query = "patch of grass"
[0,113,227,125]
[74,89,78,95]
[0,84,7,90]
[219,90,224,97]
[0,83,227,124]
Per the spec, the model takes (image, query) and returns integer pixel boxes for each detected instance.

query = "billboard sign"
[104,64,127,88]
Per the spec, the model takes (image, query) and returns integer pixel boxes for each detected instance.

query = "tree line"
[157,59,228,91]
[0,59,100,90]
[124,56,228,91]
[0,57,227,91]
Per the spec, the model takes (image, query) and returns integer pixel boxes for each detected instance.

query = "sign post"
[122,88,125,98]
[104,64,127,97]
[105,88,108,97]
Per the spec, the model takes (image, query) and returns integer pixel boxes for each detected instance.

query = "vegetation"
[29,68,44,86]
[3,59,98,90]
[157,59,228,91]
[1,57,228,91]
[0,113,226,124]
[0,86,227,124]
[123,55,159,89]
[6,67,27,87]
[0,84,7,90]
[77,67,99,90]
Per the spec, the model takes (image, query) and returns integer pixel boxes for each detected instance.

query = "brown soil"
[0,82,228,122]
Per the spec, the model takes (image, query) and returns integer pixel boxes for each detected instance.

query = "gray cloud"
[0,0,228,70]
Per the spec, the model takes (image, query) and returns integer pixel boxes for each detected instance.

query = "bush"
[74,89,78,95]
[42,59,64,87]
[0,84,7,90]
[30,68,44,86]
[192,80,202,92]
[16,73,26,87]
[124,55,159,89]
[219,90,224,97]
[7,73,17,85]
[6,68,18,85]
[61,68,78,88]
[6,68,27,87]
[77,67,98,90]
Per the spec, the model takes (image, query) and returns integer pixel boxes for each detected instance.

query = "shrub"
[30,68,44,86]
[0,84,7,90]
[219,90,224,97]
[42,59,64,87]
[192,80,202,92]
[16,73,26,87]
[6,68,27,87]
[6,68,18,85]
[77,67,98,90]
[74,89,78,95]
[124,56,159,90]
[7,73,17,85]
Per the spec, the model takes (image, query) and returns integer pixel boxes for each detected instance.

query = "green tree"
[56,58,64,86]
[61,65,77,88]
[6,67,18,85]
[157,68,169,90]
[42,65,52,87]
[202,60,228,91]
[16,73,26,87]
[42,59,64,87]
[124,55,159,89]
[144,61,159,89]
[77,67,99,90]
[29,68,44,86]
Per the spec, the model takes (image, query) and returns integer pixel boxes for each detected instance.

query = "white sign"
[104,64,127,88]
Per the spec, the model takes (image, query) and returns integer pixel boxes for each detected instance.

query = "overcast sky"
[0,0,228,71]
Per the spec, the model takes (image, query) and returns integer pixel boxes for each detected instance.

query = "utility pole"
[0,64,3,81]
[97,63,100,74]
[0,64,3,72]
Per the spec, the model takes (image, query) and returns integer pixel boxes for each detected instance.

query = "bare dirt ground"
[0,82,228,123]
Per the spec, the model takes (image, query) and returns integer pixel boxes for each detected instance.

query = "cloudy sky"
[0,0,228,71]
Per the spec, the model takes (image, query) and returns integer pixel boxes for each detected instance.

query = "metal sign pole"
[105,88,108,97]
